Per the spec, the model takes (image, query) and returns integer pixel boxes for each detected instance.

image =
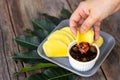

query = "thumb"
[80,15,98,33]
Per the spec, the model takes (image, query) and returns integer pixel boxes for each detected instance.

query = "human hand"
[70,0,120,41]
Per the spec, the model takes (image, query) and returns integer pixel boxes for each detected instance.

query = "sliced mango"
[95,36,104,48]
[52,30,73,41]
[48,30,72,45]
[76,29,94,45]
[43,39,68,57]
[61,27,75,39]
[58,30,74,41]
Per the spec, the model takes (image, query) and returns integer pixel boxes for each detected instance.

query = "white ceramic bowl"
[68,40,100,71]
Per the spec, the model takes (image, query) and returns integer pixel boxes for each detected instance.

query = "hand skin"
[70,0,120,41]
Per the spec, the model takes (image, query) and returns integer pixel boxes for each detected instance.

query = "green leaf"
[39,19,56,32]
[11,50,49,64]
[32,19,56,41]
[61,8,71,19]
[25,67,79,80]
[42,13,61,25]
[15,35,40,49]
[32,19,56,33]
[32,19,46,31]
[32,29,48,42]
[14,63,57,76]
[42,19,56,31]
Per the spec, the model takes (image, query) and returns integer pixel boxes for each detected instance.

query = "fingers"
[94,21,101,41]
[80,15,98,33]
[79,13,101,41]
[70,9,101,41]
[70,3,89,35]
[80,9,88,19]
[70,24,77,36]
[78,18,84,26]
[70,8,81,35]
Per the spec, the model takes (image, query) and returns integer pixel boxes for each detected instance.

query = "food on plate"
[95,36,104,47]
[61,27,75,39]
[43,39,68,57]
[48,30,72,45]
[59,30,74,41]
[76,29,94,45]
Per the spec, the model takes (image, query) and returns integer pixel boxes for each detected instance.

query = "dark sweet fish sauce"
[70,43,97,62]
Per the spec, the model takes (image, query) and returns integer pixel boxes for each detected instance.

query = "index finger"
[70,8,81,35]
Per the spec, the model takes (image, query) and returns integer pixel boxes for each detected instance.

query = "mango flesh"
[59,30,74,41]
[61,27,75,39]
[48,30,72,45]
[95,36,104,48]
[43,39,68,57]
[76,29,94,45]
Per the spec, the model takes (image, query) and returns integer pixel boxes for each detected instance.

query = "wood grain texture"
[0,0,25,80]
[0,29,8,80]
[101,11,120,80]
[44,0,71,17]
[6,0,43,77]
[6,0,71,35]
[67,0,82,12]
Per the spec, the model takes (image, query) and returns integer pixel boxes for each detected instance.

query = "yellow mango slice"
[52,30,73,41]
[61,27,75,39]
[76,29,94,45]
[58,30,74,41]
[43,39,68,57]
[48,30,72,45]
[95,36,104,48]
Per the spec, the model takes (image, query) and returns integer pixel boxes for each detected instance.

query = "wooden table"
[0,0,120,80]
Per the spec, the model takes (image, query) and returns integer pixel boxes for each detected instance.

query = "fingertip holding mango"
[76,29,94,45]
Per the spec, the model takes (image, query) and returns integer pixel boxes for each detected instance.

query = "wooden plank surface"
[101,11,120,80]
[67,0,82,11]
[44,0,71,17]
[0,29,9,80]
[0,0,26,80]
